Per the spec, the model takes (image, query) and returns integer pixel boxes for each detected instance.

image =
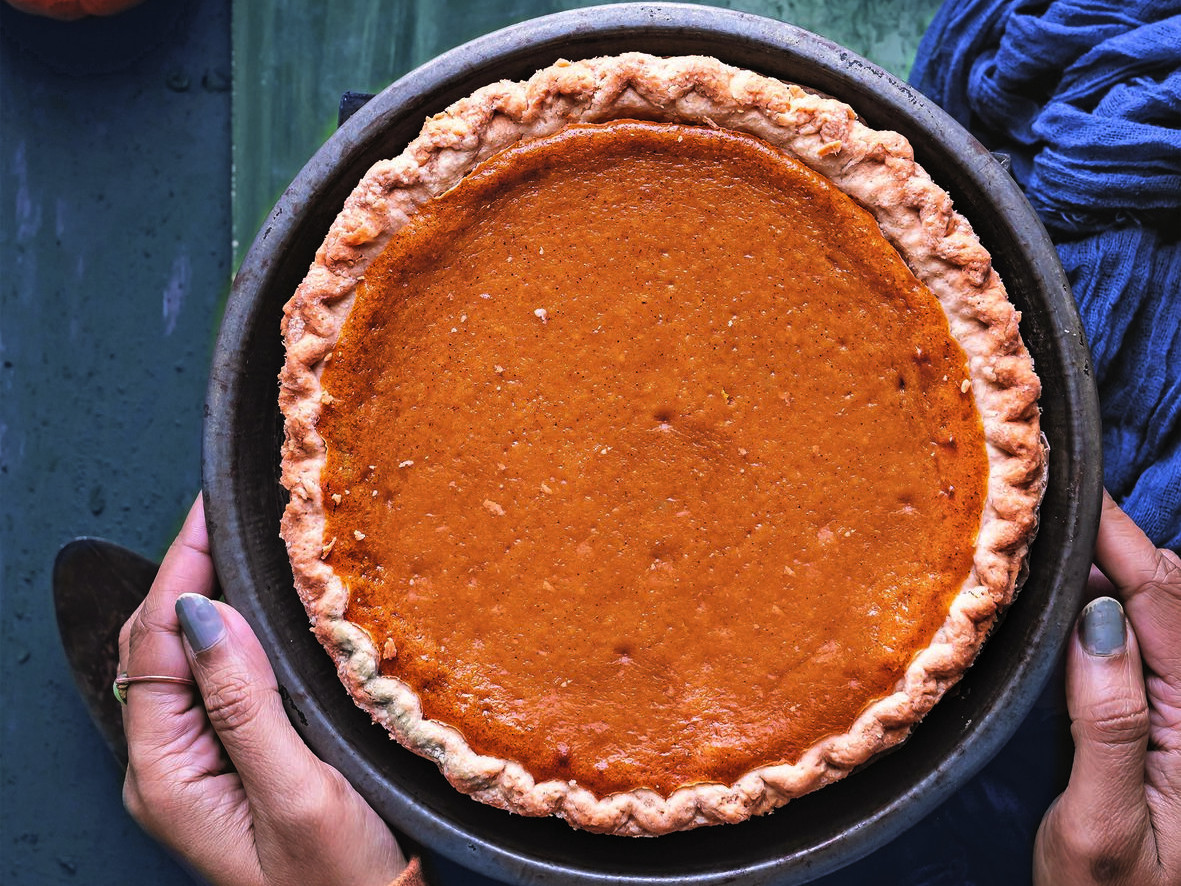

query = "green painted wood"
[231,0,942,269]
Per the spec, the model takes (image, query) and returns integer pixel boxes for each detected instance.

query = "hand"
[1034,490,1181,885]
[117,496,408,886]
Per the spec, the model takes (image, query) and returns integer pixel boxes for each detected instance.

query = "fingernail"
[1080,596,1126,657]
[176,594,225,653]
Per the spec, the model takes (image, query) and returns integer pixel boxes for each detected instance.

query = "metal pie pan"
[203,4,1102,884]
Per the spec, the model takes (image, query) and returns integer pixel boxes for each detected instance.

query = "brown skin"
[117,496,407,886]
[1035,490,1181,885]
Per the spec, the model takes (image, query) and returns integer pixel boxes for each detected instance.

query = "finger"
[175,594,327,801]
[121,496,216,671]
[178,595,410,884]
[1093,490,1181,692]
[123,496,218,754]
[118,495,213,672]
[1056,596,1157,875]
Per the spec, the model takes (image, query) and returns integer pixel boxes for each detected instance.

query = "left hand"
[116,495,408,886]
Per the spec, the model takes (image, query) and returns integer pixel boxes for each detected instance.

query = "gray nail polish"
[176,594,225,653]
[1080,596,1126,657]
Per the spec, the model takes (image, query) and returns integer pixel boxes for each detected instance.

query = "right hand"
[1033,491,1181,885]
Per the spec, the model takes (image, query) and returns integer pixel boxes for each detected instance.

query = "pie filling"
[316,120,988,798]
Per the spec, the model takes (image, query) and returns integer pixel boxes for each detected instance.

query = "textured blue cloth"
[911,0,1181,550]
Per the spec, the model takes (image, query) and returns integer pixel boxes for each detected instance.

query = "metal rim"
[204,4,1102,884]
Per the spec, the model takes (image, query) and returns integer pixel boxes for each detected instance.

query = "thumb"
[176,594,408,886]
[175,593,323,799]
[1048,595,1154,877]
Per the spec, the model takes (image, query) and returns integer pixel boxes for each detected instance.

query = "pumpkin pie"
[278,54,1046,836]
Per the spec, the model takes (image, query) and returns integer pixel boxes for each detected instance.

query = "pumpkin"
[4,0,145,20]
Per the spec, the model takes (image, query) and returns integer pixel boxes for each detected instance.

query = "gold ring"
[112,672,197,705]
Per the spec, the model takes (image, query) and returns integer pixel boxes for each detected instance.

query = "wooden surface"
[231,0,943,270]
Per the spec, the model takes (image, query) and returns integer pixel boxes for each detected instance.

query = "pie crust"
[278,53,1046,836]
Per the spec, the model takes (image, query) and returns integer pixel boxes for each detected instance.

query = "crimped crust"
[278,53,1045,836]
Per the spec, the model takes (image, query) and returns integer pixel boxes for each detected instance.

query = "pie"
[278,53,1046,836]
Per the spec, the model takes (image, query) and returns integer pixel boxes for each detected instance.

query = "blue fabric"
[911,0,1181,550]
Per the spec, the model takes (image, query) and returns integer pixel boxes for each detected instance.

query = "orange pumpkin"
[4,0,145,20]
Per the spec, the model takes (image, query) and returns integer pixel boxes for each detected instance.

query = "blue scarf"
[910,0,1181,550]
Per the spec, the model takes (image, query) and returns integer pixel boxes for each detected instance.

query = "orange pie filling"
[316,120,988,799]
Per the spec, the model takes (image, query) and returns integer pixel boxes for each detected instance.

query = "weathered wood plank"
[231,0,941,268]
